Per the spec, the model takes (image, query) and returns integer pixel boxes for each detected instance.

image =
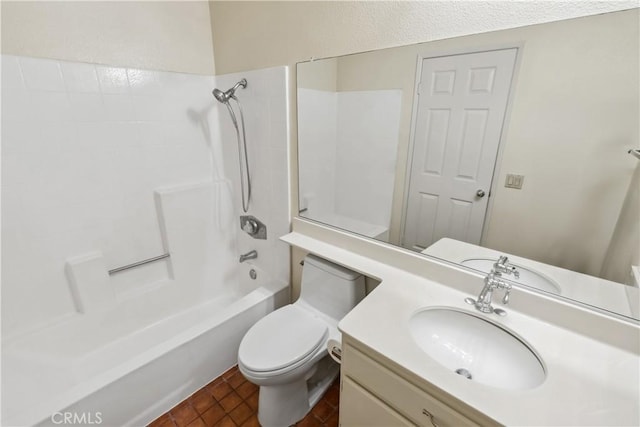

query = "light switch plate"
[505,174,524,189]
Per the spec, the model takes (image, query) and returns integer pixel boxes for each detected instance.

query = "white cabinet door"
[342,343,486,427]
[403,48,517,251]
[340,377,413,427]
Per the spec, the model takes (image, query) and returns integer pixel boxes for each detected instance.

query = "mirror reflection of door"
[402,48,518,251]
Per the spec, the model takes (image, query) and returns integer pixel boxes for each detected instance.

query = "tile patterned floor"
[148,366,340,427]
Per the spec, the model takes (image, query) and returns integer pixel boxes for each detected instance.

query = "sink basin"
[409,308,545,390]
[461,258,561,294]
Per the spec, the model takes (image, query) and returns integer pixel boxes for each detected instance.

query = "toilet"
[238,254,365,426]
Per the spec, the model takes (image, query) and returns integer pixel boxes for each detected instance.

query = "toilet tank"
[299,254,366,321]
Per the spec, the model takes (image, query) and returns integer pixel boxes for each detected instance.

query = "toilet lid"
[239,305,328,372]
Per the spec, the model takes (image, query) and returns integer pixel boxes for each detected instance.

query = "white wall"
[482,10,638,275]
[1,56,290,339]
[297,58,337,92]
[1,1,215,74]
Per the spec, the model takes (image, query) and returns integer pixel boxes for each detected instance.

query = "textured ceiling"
[210,1,638,74]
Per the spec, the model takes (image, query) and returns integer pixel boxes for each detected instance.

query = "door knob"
[476,189,486,198]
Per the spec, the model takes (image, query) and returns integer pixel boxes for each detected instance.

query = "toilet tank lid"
[305,254,362,281]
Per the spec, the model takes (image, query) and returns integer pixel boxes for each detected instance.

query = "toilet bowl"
[237,254,365,427]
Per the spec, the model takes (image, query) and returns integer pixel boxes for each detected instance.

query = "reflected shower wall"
[601,161,640,285]
[298,88,401,240]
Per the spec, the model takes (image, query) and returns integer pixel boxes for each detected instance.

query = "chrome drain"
[455,368,472,380]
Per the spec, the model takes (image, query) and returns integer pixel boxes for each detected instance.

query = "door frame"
[399,43,525,249]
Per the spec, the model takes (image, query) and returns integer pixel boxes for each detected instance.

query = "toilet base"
[306,356,339,410]
[257,356,339,427]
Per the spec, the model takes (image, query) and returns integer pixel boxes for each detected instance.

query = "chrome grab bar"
[108,253,170,275]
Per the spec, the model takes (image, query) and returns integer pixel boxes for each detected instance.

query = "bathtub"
[2,262,288,426]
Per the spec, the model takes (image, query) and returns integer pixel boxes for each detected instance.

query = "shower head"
[212,78,247,103]
[212,88,227,103]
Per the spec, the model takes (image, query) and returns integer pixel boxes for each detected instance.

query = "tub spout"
[240,250,258,263]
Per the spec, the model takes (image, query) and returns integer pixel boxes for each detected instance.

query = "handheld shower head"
[212,78,247,103]
[212,77,252,213]
[212,88,227,103]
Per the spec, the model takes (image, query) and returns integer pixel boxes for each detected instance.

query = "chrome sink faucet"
[239,250,258,263]
[471,271,512,314]
[466,256,516,315]
[493,255,520,279]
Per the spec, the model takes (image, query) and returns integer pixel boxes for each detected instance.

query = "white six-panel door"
[403,48,517,251]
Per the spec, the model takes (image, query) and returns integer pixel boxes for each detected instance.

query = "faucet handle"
[496,255,509,266]
[242,218,258,235]
[491,276,511,304]
[502,287,511,305]
[500,281,512,305]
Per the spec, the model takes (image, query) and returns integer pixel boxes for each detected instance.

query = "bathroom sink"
[409,308,545,390]
[461,258,561,294]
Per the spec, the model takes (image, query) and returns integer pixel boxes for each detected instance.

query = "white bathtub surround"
[2,55,290,426]
[3,55,215,338]
[65,252,114,313]
[601,162,640,284]
[65,180,240,313]
[297,89,337,216]
[215,67,292,284]
[297,88,401,239]
[155,182,237,300]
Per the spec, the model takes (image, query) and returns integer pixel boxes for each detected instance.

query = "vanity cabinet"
[339,339,490,427]
[341,377,413,426]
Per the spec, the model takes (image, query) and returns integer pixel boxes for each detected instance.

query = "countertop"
[281,228,640,426]
[339,275,639,426]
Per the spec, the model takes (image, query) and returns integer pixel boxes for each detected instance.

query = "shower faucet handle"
[240,215,267,240]
[242,218,258,235]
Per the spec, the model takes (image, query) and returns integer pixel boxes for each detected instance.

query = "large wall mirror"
[296,9,640,321]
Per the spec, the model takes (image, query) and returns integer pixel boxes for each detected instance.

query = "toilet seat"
[239,305,328,374]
